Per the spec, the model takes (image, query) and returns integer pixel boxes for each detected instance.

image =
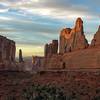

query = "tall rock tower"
[19,49,24,63]
[44,40,58,57]
[59,17,88,53]
[91,26,100,46]
[0,35,16,63]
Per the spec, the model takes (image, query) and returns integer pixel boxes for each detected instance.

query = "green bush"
[23,84,66,100]
[6,96,16,100]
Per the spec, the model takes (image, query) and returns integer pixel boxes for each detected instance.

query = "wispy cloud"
[0,0,99,56]
[16,44,44,57]
[0,0,99,19]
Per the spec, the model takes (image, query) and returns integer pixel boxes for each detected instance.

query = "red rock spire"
[75,17,83,33]
[59,17,88,53]
[91,25,100,46]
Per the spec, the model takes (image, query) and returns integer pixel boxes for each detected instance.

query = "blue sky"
[0,0,99,57]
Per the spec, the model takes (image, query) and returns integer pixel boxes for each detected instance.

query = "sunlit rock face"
[91,26,100,46]
[44,40,58,57]
[0,35,16,63]
[59,18,88,53]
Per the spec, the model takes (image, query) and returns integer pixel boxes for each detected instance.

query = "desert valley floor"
[0,70,100,100]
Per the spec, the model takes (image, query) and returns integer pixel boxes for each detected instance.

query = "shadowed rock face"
[19,49,24,63]
[52,40,58,54]
[0,35,16,63]
[44,40,58,57]
[59,18,88,53]
[91,26,100,46]
[44,44,49,57]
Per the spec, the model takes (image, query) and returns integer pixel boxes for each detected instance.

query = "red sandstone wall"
[42,18,100,70]
[0,35,16,70]
[43,46,100,69]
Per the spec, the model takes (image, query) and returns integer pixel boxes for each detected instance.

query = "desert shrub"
[23,84,66,100]
[6,95,16,100]
[93,96,100,100]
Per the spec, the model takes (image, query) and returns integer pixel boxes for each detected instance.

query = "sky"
[0,0,100,57]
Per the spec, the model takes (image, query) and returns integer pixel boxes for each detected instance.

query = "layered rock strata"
[44,47,100,69]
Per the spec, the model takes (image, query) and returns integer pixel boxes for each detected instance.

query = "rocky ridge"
[35,18,100,70]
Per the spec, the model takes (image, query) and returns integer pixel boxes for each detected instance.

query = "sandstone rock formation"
[31,18,100,71]
[32,56,44,71]
[91,26,100,46]
[19,49,24,63]
[44,40,58,57]
[59,18,88,53]
[43,46,100,70]
[52,40,58,54]
[44,44,49,57]
[39,18,100,70]
[0,35,16,63]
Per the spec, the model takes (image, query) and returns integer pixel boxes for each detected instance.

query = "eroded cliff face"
[59,18,88,53]
[91,26,100,46]
[44,40,58,57]
[43,47,100,70]
[0,35,16,63]
[40,18,100,70]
